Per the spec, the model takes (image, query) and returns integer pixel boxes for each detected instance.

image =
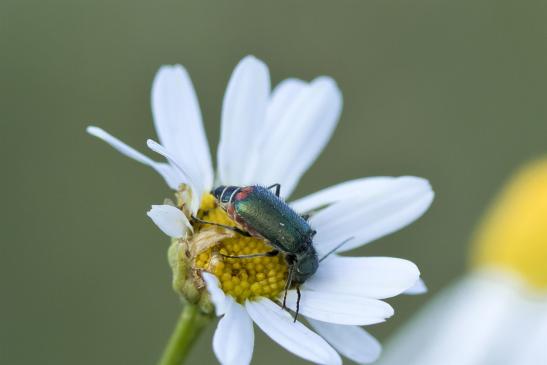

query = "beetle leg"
[221,250,279,259]
[191,216,251,237]
[282,263,295,310]
[280,263,301,322]
[293,285,301,323]
[267,183,281,197]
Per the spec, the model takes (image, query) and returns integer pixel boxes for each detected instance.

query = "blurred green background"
[2,0,547,364]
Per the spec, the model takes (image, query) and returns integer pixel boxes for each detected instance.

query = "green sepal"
[167,239,215,316]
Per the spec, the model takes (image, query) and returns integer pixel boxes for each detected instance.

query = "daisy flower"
[377,159,547,365]
[87,56,434,365]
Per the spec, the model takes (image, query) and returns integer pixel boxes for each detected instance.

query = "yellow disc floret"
[472,158,547,290]
[193,194,288,303]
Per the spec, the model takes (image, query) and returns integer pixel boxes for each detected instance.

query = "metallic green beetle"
[198,184,318,320]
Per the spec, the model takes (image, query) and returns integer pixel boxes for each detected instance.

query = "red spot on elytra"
[235,186,253,201]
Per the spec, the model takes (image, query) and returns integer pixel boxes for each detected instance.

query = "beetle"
[194,183,318,320]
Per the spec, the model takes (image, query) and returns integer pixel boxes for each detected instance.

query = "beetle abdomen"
[233,186,313,253]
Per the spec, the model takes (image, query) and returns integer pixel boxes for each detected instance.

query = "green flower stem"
[157,304,210,365]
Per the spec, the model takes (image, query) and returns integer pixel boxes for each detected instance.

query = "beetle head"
[212,185,241,206]
[293,251,319,283]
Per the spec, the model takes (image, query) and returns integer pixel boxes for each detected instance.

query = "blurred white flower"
[377,159,547,365]
[88,56,434,365]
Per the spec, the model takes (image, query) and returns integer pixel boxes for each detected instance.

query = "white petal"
[511,306,547,365]
[152,65,214,190]
[86,126,180,189]
[252,77,342,198]
[308,319,382,364]
[237,78,306,185]
[483,298,547,365]
[245,298,341,365]
[311,176,434,254]
[263,78,306,133]
[290,177,396,214]
[305,256,420,299]
[404,278,428,295]
[376,271,525,365]
[202,272,226,316]
[217,56,270,185]
[146,205,191,238]
[213,297,254,365]
[283,289,393,325]
[146,139,202,214]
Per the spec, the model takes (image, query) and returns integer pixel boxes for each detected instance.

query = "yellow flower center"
[472,159,547,290]
[193,194,288,303]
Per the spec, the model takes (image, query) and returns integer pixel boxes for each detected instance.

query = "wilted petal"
[146,204,191,238]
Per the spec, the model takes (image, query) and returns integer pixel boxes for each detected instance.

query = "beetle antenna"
[318,237,354,262]
[221,250,278,259]
[191,216,251,237]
